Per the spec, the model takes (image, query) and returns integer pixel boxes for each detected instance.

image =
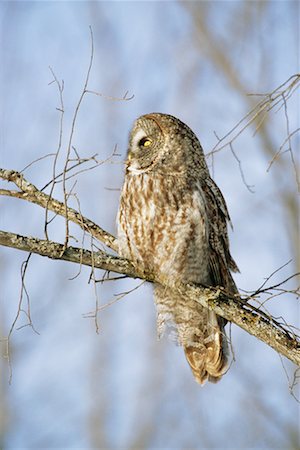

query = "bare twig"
[0,168,117,251]
[20,153,57,174]
[241,260,296,297]
[267,93,300,191]
[61,26,95,248]
[45,66,65,240]
[229,143,255,193]
[85,89,134,101]
[83,280,145,317]
[5,253,39,383]
[207,74,300,157]
[89,238,102,333]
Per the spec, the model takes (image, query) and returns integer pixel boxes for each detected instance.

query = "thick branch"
[0,229,299,366]
[0,169,117,251]
[0,229,137,279]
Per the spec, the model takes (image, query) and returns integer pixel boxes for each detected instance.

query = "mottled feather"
[117,113,239,384]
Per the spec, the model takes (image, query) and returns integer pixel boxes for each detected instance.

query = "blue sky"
[0,1,299,448]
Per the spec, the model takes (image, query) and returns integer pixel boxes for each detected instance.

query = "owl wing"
[202,177,239,294]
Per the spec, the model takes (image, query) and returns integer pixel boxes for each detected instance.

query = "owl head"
[126,113,207,175]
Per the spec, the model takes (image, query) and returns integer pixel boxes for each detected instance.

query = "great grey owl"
[117,113,239,384]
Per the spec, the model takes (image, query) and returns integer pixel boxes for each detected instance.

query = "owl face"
[126,113,207,177]
[126,114,166,174]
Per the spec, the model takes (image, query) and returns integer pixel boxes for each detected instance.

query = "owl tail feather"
[184,313,229,385]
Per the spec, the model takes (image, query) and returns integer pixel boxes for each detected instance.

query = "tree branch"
[0,229,299,366]
[0,168,117,251]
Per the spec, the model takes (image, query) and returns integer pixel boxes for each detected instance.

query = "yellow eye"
[139,137,153,148]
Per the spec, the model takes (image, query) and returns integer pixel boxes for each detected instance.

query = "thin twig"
[82,280,145,316]
[0,168,117,251]
[62,26,94,249]
[45,66,65,240]
[86,89,134,101]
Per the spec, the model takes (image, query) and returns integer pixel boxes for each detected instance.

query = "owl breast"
[117,172,211,285]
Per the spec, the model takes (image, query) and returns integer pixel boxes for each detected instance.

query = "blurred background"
[0,1,299,448]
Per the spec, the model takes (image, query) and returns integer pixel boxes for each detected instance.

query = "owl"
[117,113,239,384]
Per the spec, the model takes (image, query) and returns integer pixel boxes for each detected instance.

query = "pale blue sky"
[1,1,299,448]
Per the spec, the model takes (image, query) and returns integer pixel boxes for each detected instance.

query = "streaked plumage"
[117,113,239,384]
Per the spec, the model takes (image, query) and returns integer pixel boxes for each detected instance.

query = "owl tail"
[184,311,229,385]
